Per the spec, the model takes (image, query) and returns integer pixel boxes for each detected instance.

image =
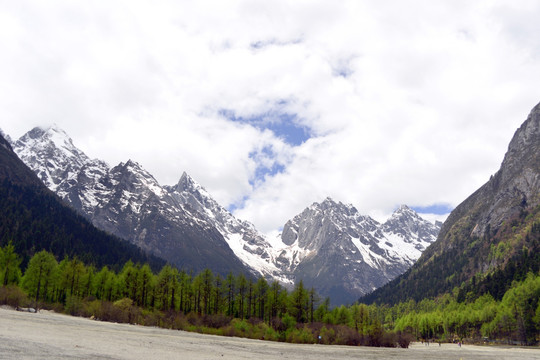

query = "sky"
[1,1,540,235]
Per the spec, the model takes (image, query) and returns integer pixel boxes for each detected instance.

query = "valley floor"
[0,307,539,360]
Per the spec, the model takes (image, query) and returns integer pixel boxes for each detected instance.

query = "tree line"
[0,243,410,347]
[391,272,540,345]
[1,243,538,346]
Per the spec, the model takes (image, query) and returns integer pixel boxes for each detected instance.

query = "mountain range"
[6,125,441,304]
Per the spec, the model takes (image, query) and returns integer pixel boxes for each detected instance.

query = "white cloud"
[1,0,540,234]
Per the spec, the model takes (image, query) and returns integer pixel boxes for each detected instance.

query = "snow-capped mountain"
[12,126,251,276]
[12,125,441,304]
[275,198,440,304]
[165,172,287,283]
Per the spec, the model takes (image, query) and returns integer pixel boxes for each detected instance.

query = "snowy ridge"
[276,198,440,304]
[14,125,93,193]
[167,172,289,283]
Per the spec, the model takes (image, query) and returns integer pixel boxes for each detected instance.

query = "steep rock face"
[363,101,540,304]
[426,101,540,261]
[472,103,539,237]
[13,127,250,276]
[166,172,284,281]
[276,198,439,304]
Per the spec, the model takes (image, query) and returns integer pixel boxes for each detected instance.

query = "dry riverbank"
[0,307,539,359]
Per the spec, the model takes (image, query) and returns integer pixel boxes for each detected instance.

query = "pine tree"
[0,241,22,286]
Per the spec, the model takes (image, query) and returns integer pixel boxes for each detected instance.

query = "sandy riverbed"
[1,307,539,359]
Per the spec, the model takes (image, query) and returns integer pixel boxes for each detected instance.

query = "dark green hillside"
[362,101,540,305]
[0,134,164,271]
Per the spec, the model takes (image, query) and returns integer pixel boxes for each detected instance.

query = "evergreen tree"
[137,264,154,308]
[290,280,308,323]
[255,277,268,321]
[0,241,22,286]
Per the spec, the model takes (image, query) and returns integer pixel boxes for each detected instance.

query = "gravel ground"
[1,307,539,360]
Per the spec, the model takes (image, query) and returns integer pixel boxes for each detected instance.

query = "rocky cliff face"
[275,198,439,304]
[166,172,285,282]
[363,101,540,304]
[427,101,540,262]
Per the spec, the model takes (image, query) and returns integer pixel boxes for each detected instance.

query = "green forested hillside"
[0,179,164,271]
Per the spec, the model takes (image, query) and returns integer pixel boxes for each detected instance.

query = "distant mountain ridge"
[275,198,439,304]
[10,125,441,304]
[362,101,540,304]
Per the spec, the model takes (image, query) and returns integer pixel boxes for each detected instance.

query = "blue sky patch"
[248,145,286,186]
[220,108,311,146]
[411,203,453,215]
[228,195,249,213]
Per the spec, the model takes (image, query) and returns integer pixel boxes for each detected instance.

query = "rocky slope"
[275,198,439,304]
[363,101,540,304]
[165,173,285,282]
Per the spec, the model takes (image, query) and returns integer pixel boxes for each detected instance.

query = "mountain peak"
[16,125,86,160]
[315,196,336,209]
[391,204,420,219]
[396,204,411,212]
[35,124,71,143]
[123,159,139,168]
[176,171,197,191]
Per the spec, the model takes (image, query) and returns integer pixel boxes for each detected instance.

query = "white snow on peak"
[277,197,440,276]
[169,171,288,281]
[350,237,388,268]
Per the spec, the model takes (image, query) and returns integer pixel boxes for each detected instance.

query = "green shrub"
[286,327,315,344]
[319,326,336,344]
[262,325,279,341]
[282,313,296,330]
[65,295,84,316]
[0,285,28,308]
[100,300,128,323]
[232,318,250,336]
[83,299,102,318]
